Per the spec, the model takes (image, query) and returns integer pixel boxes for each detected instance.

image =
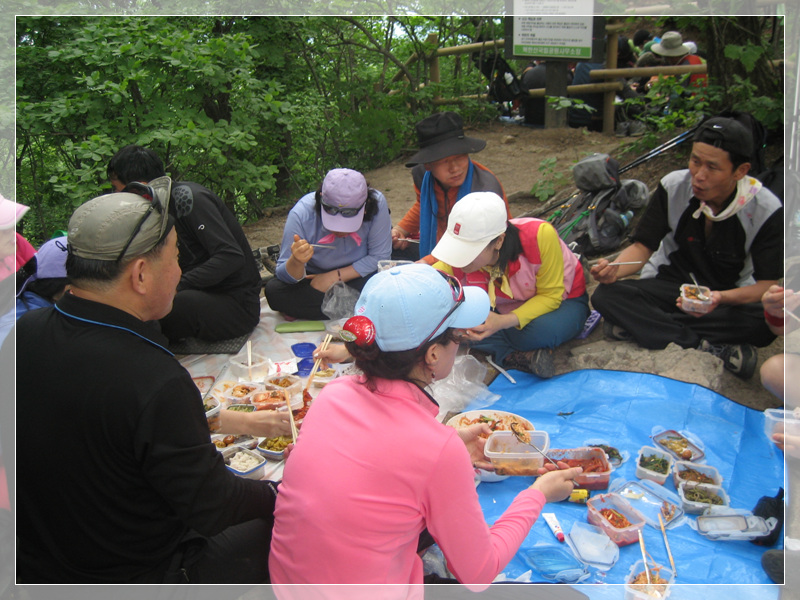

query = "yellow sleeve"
[510,223,566,329]
[431,261,454,275]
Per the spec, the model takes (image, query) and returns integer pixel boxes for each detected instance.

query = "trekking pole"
[619,125,699,174]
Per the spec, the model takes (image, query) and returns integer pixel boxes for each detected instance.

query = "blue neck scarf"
[418,160,474,257]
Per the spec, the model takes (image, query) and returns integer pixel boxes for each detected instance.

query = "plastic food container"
[547,447,611,490]
[377,259,413,272]
[484,430,550,476]
[673,461,722,488]
[310,367,338,388]
[222,447,266,479]
[520,545,589,583]
[225,403,256,413]
[256,436,293,460]
[614,480,684,529]
[565,521,619,571]
[204,395,221,432]
[636,446,673,485]
[680,283,712,313]
[266,374,303,400]
[625,559,674,600]
[652,429,704,462]
[222,383,263,407]
[696,511,775,541]
[763,407,800,442]
[678,481,730,515]
[296,358,315,377]
[586,493,646,547]
[211,433,257,451]
[229,352,272,381]
[192,376,216,396]
[250,386,302,412]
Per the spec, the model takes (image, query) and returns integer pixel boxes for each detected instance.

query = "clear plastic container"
[613,479,684,529]
[229,352,272,381]
[222,447,266,479]
[696,510,775,541]
[763,407,800,442]
[672,460,722,488]
[250,386,302,411]
[211,433,257,451]
[586,493,646,547]
[204,395,221,432]
[678,481,730,515]
[625,559,674,600]
[547,447,611,490]
[636,445,673,485]
[225,403,255,413]
[652,429,704,462]
[565,521,619,571]
[680,283,712,313]
[484,430,550,476]
[266,374,303,401]
[222,382,263,407]
[378,259,413,272]
[520,545,589,583]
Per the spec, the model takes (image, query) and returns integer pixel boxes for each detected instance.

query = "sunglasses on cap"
[115,182,164,262]
[321,200,366,218]
[416,270,465,349]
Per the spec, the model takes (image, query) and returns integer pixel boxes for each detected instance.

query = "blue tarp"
[477,369,784,593]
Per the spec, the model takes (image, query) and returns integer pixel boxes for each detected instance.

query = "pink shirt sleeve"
[420,433,546,588]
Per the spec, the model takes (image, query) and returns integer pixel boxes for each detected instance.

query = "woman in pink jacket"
[432,192,590,379]
[269,263,579,594]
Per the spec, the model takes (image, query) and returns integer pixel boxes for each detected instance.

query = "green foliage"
[547,96,596,114]
[723,44,765,73]
[530,156,570,202]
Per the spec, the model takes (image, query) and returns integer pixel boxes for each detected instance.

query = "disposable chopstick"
[304,334,333,391]
[658,513,677,579]
[608,260,644,266]
[397,238,420,243]
[638,529,651,584]
[284,390,299,444]
[486,355,516,384]
[246,341,253,381]
[309,244,335,249]
[784,308,800,324]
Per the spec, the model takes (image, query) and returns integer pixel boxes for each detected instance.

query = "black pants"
[591,277,776,350]
[130,518,273,584]
[160,288,261,343]
[264,276,371,320]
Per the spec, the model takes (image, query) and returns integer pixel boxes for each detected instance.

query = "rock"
[501,135,516,144]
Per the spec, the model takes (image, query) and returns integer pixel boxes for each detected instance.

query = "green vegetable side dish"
[684,487,724,505]
[227,404,255,412]
[259,436,292,451]
[640,453,669,474]
[589,444,622,462]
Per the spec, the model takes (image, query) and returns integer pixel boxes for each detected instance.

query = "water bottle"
[620,210,634,228]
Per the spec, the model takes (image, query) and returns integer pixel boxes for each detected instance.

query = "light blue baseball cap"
[353,263,489,352]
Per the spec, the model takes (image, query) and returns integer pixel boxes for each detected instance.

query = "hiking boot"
[629,120,647,137]
[603,320,633,342]
[503,349,555,379]
[699,340,758,379]
[614,121,630,137]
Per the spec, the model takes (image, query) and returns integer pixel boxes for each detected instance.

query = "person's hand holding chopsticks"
[313,342,351,367]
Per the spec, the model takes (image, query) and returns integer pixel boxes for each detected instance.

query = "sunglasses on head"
[116,182,164,262]
[321,200,366,218]
[416,270,465,349]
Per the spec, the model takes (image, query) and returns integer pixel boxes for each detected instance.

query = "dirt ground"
[242,120,783,412]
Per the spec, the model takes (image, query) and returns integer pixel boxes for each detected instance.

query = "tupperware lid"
[565,521,619,570]
[291,342,317,358]
[296,358,316,376]
[611,479,684,529]
[521,545,589,583]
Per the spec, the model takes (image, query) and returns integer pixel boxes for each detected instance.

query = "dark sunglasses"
[416,270,465,349]
[116,182,164,262]
[321,200,366,218]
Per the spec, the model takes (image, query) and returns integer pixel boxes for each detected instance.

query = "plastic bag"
[321,281,360,320]
[430,355,501,420]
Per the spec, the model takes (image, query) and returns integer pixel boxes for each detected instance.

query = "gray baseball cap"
[68,176,173,261]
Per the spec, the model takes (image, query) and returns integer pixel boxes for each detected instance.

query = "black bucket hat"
[405,112,487,167]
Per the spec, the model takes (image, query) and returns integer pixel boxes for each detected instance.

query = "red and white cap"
[431,192,508,268]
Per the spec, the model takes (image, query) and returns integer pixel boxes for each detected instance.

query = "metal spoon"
[688,272,710,301]
[509,422,560,469]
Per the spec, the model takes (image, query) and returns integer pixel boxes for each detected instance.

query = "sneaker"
[629,121,647,137]
[503,349,555,379]
[614,121,630,137]
[761,549,783,584]
[602,320,633,342]
[699,340,758,379]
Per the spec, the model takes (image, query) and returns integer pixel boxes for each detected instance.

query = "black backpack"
[547,154,649,258]
[471,52,523,103]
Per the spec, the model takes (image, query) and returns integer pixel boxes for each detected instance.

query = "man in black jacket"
[107,145,262,343]
[11,186,277,583]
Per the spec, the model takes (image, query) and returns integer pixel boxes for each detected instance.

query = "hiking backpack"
[547,153,650,258]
